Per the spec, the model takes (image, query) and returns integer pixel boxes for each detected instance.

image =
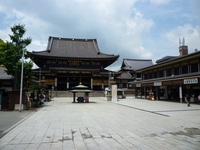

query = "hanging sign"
[184,78,198,84]
[154,82,162,86]
[136,84,141,87]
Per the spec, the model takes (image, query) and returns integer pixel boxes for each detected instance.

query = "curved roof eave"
[30,51,119,60]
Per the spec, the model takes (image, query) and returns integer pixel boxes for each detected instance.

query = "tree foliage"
[0,39,6,64]
[0,24,33,89]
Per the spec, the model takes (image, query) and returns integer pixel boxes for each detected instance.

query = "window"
[159,89,165,97]
[144,74,148,80]
[153,72,157,78]
[123,83,127,88]
[136,73,141,78]
[47,60,51,64]
[58,61,62,64]
[158,70,164,77]
[174,67,179,75]
[166,68,172,76]
[191,63,198,73]
[149,73,152,79]
[181,65,188,74]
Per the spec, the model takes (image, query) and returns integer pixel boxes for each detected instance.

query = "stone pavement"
[0,109,37,139]
[0,97,200,150]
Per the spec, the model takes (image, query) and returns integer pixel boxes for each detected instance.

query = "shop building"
[133,42,200,103]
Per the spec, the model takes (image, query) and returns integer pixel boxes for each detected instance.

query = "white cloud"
[165,24,200,53]
[0,28,11,42]
[20,0,154,63]
[150,0,171,5]
[27,40,47,52]
[0,0,199,70]
[0,0,155,70]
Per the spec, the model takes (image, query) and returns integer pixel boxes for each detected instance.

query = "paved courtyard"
[0,109,36,139]
[0,97,200,150]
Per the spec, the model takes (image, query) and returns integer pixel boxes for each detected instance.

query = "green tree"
[0,24,32,89]
[0,39,6,64]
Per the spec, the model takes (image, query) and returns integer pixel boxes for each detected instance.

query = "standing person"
[40,93,45,107]
[26,94,30,110]
[84,93,89,103]
[185,94,191,107]
[52,85,54,91]
[198,94,200,105]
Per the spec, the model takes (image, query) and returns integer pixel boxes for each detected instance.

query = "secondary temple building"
[116,58,153,89]
[30,36,119,91]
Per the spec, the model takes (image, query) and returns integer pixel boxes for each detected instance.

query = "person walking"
[185,94,191,107]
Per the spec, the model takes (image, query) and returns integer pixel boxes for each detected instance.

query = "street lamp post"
[39,67,41,85]
[19,44,25,112]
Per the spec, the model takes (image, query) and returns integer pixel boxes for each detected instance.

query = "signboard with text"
[154,82,162,86]
[184,78,198,84]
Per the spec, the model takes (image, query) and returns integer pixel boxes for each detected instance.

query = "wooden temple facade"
[30,36,119,91]
[116,59,153,89]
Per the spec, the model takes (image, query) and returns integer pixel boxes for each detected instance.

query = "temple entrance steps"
[51,90,105,97]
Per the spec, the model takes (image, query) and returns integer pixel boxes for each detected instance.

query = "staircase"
[50,89,134,98]
[51,91,105,97]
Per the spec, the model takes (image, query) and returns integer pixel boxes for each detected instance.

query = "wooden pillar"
[101,81,104,90]
[73,92,76,103]
[91,78,93,90]
[156,86,160,100]
[135,87,138,98]
[67,77,69,89]
[55,77,57,90]
[144,87,146,99]
[179,86,183,103]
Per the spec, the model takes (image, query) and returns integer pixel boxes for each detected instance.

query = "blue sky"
[0,0,199,70]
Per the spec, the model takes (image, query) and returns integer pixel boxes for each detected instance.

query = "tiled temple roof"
[31,36,119,60]
[121,59,153,71]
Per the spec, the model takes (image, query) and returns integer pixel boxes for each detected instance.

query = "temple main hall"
[30,36,119,91]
